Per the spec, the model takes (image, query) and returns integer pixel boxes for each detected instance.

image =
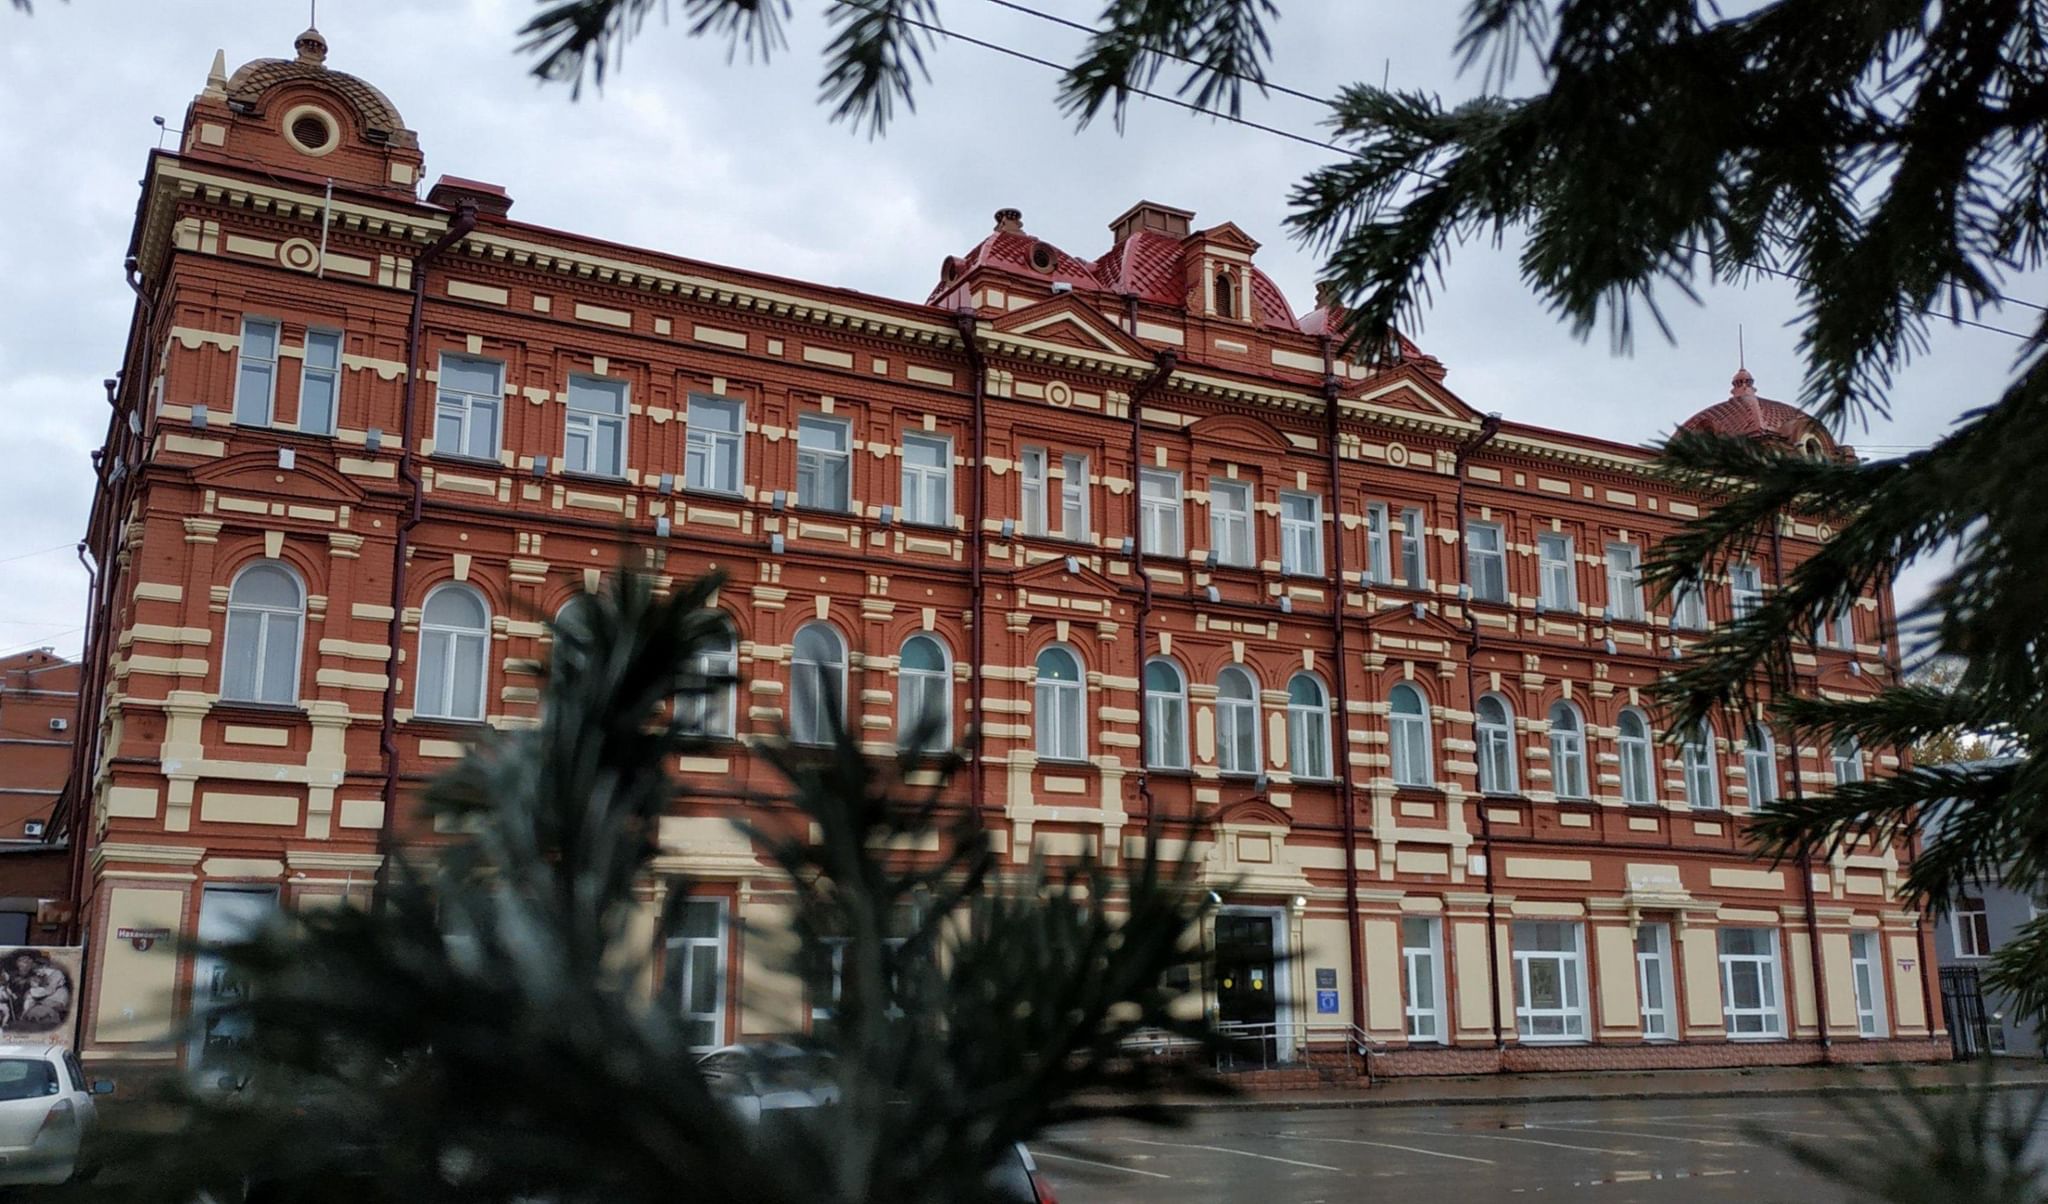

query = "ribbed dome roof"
[221,26,417,150]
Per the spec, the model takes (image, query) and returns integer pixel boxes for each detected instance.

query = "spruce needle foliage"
[73,569,1221,1203]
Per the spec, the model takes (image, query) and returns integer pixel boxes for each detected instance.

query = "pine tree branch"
[1058,0,1280,130]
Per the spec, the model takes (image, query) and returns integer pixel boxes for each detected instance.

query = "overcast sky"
[0,1,2038,661]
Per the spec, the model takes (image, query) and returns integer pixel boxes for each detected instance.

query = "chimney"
[427,175,514,219]
[1108,200,1195,244]
[993,208,1025,234]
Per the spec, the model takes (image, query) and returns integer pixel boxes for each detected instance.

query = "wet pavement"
[1037,1091,2020,1203]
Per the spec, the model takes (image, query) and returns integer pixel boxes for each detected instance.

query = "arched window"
[790,623,847,746]
[1744,722,1779,807]
[1388,683,1433,788]
[1144,658,1189,770]
[1832,736,1864,785]
[417,584,489,721]
[681,617,738,739]
[1214,270,1237,319]
[1034,646,1085,761]
[1618,708,1655,805]
[1476,694,1517,795]
[898,634,951,752]
[1682,720,1719,809]
[1216,666,1261,776]
[1287,673,1332,780]
[222,561,304,705]
[1547,702,1588,799]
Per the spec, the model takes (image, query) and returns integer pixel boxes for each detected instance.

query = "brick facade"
[65,29,1945,1077]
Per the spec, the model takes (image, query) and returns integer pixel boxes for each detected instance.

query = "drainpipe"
[1453,412,1505,1051]
[1770,525,1832,1060]
[61,541,99,944]
[1317,340,1369,1065]
[374,202,479,913]
[953,313,989,821]
[1125,296,1175,831]
[1874,561,1935,1035]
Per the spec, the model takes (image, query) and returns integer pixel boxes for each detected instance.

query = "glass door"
[1850,930,1888,1038]
[189,886,280,1067]
[1635,923,1676,1040]
[664,898,728,1051]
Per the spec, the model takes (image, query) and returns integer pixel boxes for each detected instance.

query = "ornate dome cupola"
[180,27,425,197]
[1680,368,1855,461]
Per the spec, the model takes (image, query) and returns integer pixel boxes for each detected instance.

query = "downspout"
[1125,292,1174,830]
[62,542,99,945]
[374,202,478,913]
[1454,412,1505,1052]
[1876,560,1936,1033]
[953,313,989,821]
[1317,339,1368,1066]
[1770,524,1832,1060]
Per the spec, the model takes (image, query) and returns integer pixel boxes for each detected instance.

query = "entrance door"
[1214,910,1280,1065]
[664,898,728,1051]
[1940,966,1988,1060]
[189,885,280,1067]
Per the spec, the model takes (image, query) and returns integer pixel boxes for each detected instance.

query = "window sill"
[559,469,629,486]
[433,452,504,469]
[1513,1035,1590,1046]
[407,715,491,732]
[684,486,745,500]
[1035,757,1093,769]
[793,503,856,518]
[209,701,306,720]
[1143,765,1194,777]
[1724,1033,1788,1043]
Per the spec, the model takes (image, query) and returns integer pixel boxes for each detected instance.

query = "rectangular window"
[563,375,628,477]
[1466,521,1506,603]
[1636,923,1677,1040]
[1684,726,1719,810]
[1019,447,1048,536]
[900,433,951,526]
[663,898,728,1050]
[435,353,503,461]
[1850,930,1887,1038]
[1399,507,1426,589]
[1606,542,1644,621]
[684,395,744,494]
[1745,736,1779,808]
[1513,921,1588,1041]
[1210,480,1253,567]
[1730,563,1763,619]
[1953,897,1991,959]
[1402,917,1447,1043]
[1060,453,1091,541]
[299,329,342,436]
[796,413,853,512]
[1140,469,1183,556]
[1718,927,1784,1038]
[1833,740,1864,785]
[234,317,281,427]
[1365,503,1392,584]
[1279,492,1322,576]
[1537,533,1575,610]
[1829,600,1856,649]
[1672,580,1708,630]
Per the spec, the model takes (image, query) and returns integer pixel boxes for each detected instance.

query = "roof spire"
[295,23,329,66]
[203,48,228,98]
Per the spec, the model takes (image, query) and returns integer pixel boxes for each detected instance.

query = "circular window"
[281,104,340,157]
[1028,243,1057,273]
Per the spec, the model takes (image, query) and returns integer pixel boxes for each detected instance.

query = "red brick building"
[67,28,1944,1077]
[0,650,80,944]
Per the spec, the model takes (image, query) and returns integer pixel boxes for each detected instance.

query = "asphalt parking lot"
[1035,1093,1968,1203]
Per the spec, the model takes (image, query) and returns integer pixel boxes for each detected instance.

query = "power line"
[0,542,78,568]
[957,0,2048,333]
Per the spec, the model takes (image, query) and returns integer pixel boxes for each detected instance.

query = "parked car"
[0,1044,104,1186]
[987,1141,1058,1204]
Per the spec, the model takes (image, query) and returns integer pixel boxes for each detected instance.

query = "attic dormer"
[1183,221,1262,323]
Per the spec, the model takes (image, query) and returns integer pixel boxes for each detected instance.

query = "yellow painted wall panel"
[1595,924,1639,1028]
[95,887,187,1043]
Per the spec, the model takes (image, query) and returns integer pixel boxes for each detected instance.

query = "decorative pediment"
[1369,600,1468,643]
[190,450,367,504]
[1214,798,1291,830]
[1344,366,1485,427]
[988,293,1156,362]
[1185,412,1291,453]
[1010,551,1123,598]
[1190,221,1261,254]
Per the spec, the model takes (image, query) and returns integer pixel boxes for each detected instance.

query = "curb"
[1137,1073,2048,1114]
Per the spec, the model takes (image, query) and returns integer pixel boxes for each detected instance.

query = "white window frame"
[563,373,628,478]
[1060,453,1091,541]
[1513,921,1590,1042]
[1144,658,1190,770]
[1832,737,1864,785]
[1537,532,1575,611]
[1683,721,1720,810]
[1466,521,1507,603]
[416,584,490,722]
[1730,562,1763,619]
[684,395,745,495]
[1209,480,1253,567]
[1952,897,1991,959]
[680,619,737,740]
[665,897,729,1052]
[1402,917,1448,1043]
[1831,599,1857,649]
[1399,507,1426,589]
[1606,542,1644,622]
[235,316,281,427]
[1618,708,1656,805]
[1744,724,1779,807]
[221,561,305,706]
[790,622,847,747]
[1034,645,1086,762]
[1286,673,1332,781]
[1476,693,1518,795]
[1364,503,1391,584]
[897,634,952,752]
[1547,702,1589,799]
[1636,922,1677,1040]
[299,327,342,436]
[1718,926,1785,1039]
[1672,579,1708,630]
[796,413,854,513]
[1139,469,1183,557]
[1019,447,1049,536]
[434,352,504,462]
[1216,665,1262,777]
[1850,929,1888,1038]
[899,433,952,527]
[1388,683,1434,788]
[1279,492,1322,577]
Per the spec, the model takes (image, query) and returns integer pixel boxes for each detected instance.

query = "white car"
[0,1044,102,1185]
[696,1043,841,1125]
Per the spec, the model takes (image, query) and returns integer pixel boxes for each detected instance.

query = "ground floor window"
[1635,922,1677,1040]
[1718,926,1784,1038]
[1402,917,1446,1043]
[190,885,280,1065]
[1513,921,1588,1041]
[1850,930,1888,1038]
[663,897,728,1051]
